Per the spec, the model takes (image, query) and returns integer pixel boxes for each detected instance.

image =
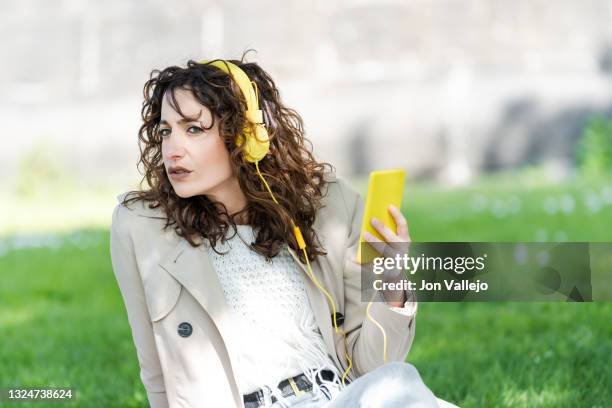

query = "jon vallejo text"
[371,253,490,293]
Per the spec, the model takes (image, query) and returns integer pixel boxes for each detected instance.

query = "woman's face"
[160,88,234,199]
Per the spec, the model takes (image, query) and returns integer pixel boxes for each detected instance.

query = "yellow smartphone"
[356,168,406,264]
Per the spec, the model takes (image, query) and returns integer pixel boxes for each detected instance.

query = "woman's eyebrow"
[160,117,201,125]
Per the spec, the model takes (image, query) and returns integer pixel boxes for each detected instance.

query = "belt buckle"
[287,376,305,397]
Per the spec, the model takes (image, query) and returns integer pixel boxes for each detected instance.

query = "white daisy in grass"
[601,186,612,205]
[559,194,575,215]
[543,196,558,215]
[584,190,602,213]
[508,195,522,214]
[491,198,508,219]
[553,230,568,242]
[470,193,487,212]
[535,229,548,242]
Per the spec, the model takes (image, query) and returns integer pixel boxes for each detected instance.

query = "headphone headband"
[198,59,269,163]
[199,59,262,124]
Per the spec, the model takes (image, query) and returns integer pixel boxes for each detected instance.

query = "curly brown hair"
[121,51,335,263]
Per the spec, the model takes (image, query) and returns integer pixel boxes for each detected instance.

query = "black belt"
[243,369,338,407]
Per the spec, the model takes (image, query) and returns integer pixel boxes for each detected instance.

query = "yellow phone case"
[356,169,406,265]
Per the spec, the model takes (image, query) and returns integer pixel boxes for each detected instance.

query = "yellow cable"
[365,300,388,363]
[300,246,353,385]
[255,161,279,205]
[254,160,390,380]
[253,161,354,385]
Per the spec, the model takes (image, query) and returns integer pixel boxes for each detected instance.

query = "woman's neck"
[206,176,249,224]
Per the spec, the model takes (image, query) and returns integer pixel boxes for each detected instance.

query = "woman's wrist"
[383,288,407,307]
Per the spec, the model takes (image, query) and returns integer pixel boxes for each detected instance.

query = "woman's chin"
[172,186,195,199]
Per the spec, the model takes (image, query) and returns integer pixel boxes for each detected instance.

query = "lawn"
[0,173,610,407]
[403,174,612,407]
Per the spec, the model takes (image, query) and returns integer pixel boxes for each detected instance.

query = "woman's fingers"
[369,205,411,244]
[370,217,399,243]
[362,206,412,280]
[363,231,394,258]
[389,204,411,241]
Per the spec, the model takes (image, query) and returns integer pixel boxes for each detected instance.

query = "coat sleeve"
[336,178,418,379]
[110,204,169,408]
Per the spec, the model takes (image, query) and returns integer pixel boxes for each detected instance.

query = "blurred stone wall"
[1,0,612,193]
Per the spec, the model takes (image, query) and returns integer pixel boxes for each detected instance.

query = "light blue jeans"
[269,362,458,408]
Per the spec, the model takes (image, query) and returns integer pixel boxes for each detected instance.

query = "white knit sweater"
[204,224,347,404]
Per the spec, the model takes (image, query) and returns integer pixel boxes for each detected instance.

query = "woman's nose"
[164,135,186,160]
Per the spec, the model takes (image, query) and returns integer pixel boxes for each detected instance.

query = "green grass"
[0,230,147,407]
[0,174,610,407]
[401,175,612,407]
[412,303,611,407]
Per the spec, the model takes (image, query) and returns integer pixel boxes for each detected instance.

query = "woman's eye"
[187,126,204,134]
[158,126,202,138]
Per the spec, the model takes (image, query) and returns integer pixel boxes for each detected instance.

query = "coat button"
[178,322,193,337]
[332,312,344,326]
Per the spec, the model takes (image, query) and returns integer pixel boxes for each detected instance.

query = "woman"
[110,55,457,407]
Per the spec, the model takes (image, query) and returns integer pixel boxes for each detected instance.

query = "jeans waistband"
[243,369,338,407]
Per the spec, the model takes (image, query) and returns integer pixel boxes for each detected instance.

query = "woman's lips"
[169,170,192,181]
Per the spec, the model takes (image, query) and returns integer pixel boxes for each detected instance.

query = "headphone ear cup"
[237,123,270,163]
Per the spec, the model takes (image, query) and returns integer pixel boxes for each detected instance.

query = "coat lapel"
[157,236,235,348]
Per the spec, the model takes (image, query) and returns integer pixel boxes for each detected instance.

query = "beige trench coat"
[109,174,418,408]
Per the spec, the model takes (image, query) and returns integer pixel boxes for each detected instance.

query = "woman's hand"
[362,204,411,307]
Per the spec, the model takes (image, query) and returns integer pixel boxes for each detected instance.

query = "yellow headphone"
[198,59,388,384]
[200,59,270,163]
